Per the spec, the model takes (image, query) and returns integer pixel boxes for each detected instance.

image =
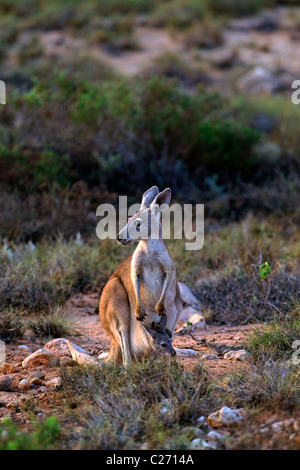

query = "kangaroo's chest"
[139,258,163,301]
[131,247,174,307]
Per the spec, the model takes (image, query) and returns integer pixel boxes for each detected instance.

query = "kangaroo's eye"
[161,343,166,348]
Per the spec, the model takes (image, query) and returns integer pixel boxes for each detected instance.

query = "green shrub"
[245,319,300,362]
[0,416,60,450]
[26,310,78,338]
[2,73,260,194]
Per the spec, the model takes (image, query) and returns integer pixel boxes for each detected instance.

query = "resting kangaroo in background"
[99,186,182,365]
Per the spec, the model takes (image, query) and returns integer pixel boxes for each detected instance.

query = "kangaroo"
[141,314,176,358]
[99,186,182,365]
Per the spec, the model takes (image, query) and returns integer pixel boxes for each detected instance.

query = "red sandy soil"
[0,292,252,422]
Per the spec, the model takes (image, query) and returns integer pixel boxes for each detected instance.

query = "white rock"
[236,66,277,94]
[98,352,109,360]
[196,416,206,424]
[189,438,212,449]
[18,345,31,352]
[224,350,251,361]
[174,348,198,358]
[22,349,60,369]
[178,283,201,307]
[202,354,219,360]
[207,431,225,442]
[271,419,295,433]
[207,407,244,428]
[66,340,101,367]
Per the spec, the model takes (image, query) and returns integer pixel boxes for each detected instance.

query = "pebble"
[6,400,19,411]
[29,371,45,381]
[60,356,76,367]
[0,375,13,392]
[207,406,244,428]
[45,378,62,390]
[18,345,31,352]
[30,377,43,386]
[18,379,30,391]
[224,350,251,361]
[0,363,19,374]
[22,349,60,369]
[202,354,219,360]
[174,348,198,358]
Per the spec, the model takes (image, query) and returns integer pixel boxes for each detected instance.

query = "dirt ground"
[0,292,252,421]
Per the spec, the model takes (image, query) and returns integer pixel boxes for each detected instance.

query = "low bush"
[0,416,60,450]
[2,73,259,195]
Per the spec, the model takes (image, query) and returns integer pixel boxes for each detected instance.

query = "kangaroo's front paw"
[135,306,146,322]
[155,303,166,316]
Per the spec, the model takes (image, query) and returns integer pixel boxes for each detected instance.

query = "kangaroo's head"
[142,315,176,357]
[117,186,171,245]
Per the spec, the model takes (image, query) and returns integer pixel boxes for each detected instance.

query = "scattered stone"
[196,416,206,425]
[174,348,198,358]
[29,371,45,381]
[0,363,19,374]
[178,283,201,308]
[98,352,109,360]
[201,354,219,360]
[11,377,20,389]
[44,338,72,358]
[22,349,60,369]
[207,407,244,428]
[6,400,19,411]
[18,345,31,352]
[45,378,62,390]
[236,66,277,94]
[66,340,101,367]
[30,377,43,386]
[18,379,30,391]
[207,430,225,442]
[60,356,76,367]
[180,426,204,437]
[271,419,296,433]
[0,375,13,392]
[224,350,251,361]
[189,438,211,450]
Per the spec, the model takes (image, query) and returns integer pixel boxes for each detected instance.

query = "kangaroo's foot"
[155,302,166,316]
[135,305,147,322]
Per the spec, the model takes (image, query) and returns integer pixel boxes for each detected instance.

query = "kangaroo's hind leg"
[99,277,132,366]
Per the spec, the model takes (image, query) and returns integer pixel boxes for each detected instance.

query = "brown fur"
[99,187,182,365]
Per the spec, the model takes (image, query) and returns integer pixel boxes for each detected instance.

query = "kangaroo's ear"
[165,328,172,338]
[141,323,154,337]
[140,186,159,210]
[150,188,171,214]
